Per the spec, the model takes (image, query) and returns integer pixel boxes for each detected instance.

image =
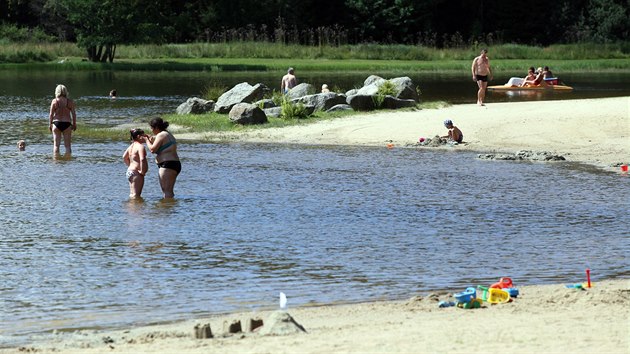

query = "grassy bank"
[1,41,629,69]
[5,57,630,74]
[77,101,449,142]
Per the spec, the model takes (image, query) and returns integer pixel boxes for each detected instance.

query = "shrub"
[201,84,227,101]
[280,97,308,119]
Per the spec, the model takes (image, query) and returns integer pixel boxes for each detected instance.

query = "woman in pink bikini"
[123,129,148,199]
[48,84,77,156]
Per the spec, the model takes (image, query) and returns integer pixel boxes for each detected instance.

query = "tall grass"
[1,41,629,65]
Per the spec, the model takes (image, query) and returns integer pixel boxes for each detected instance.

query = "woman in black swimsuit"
[48,84,77,156]
[144,117,181,199]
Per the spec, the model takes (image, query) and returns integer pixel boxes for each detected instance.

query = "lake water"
[1,69,629,346]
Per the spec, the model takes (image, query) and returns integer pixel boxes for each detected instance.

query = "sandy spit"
[177,96,629,170]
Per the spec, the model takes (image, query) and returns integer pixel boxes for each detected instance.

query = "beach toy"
[566,283,584,289]
[504,288,519,298]
[621,165,628,172]
[477,286,489,301]
[438,301,456,308]
[490,277,513,289]
[454,287,476,303]
[487,288,511,304]
[586,269,591,288]
[457,298,482,309]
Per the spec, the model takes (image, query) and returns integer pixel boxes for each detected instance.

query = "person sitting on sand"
[123,129,148,199]
[442,119,463,143]
[17,140,26,151]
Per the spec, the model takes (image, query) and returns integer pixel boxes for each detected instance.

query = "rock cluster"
[477,150,566,161]
[176,75,421,125]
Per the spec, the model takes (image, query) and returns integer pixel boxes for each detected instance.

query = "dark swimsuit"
[475,75,488,82]
[52,98,73,131]
[157,160,181,174]
[155,133,181,174]
[53,121,72,131]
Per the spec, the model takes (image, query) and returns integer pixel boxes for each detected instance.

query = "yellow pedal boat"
[488,77,573,91]
[488,84,573,91]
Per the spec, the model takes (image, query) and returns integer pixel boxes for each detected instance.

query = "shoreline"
[177,96,630,171]
[6,278,628,353]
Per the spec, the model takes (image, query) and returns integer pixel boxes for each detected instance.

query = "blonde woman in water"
[48,84,77,155]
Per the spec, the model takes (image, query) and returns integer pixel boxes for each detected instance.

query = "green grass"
[4,57,630,73]
[76,102,427,142]
[2,41,629,71]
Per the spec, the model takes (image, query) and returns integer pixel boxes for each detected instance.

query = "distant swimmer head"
[444,119,453,127]
[17,140,26,151]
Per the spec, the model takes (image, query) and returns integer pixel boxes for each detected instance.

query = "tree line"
[1,0,628,62]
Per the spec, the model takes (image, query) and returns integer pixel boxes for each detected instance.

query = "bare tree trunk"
[101,45,110,62]
[108,44,116,63]
[95,45,104,62]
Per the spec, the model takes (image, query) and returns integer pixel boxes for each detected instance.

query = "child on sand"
[123,129,148,199]
[442,119,463,143]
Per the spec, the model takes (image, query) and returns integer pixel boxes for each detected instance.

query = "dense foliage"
[1,0,628,62]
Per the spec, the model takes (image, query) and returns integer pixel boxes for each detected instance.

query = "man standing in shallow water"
[471,48,493,106]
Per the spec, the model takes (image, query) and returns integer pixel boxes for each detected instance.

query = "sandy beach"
[182,96,630,170]
[6,279,628,353]
[3,97,629,353]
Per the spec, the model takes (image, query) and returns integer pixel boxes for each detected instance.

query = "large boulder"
[292,93,347,111]
[286,83,315,100]
[356,76,419,102]
[263,107,282,118]
[228,103,268,125]
[364,75,386,87]
[381,96,417,109]
[356,84,380,96]
[176,97,215,115]
[326,104,353,113]
[215,83,268,114]
[346,94,377,111]
[389,76,419,101]
[254,98,276,109]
